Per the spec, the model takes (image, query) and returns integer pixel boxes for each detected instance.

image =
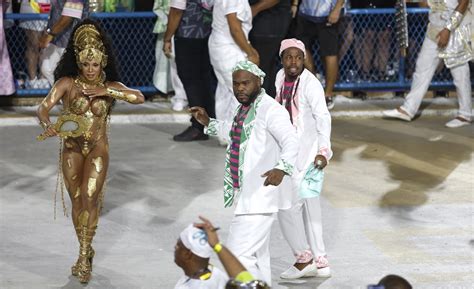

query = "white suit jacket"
[206,92,298,214]
[275,68,332,173]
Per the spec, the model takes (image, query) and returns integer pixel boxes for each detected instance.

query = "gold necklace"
[76,71,106,89]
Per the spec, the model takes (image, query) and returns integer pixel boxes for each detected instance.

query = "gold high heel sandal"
[72,225,96,283]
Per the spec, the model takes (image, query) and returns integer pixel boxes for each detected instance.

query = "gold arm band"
[446,11,463,31]
[106,87,137,102]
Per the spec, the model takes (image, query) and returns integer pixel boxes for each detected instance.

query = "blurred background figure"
[249,0,292,98]
[19,0,51,89]
[152,0,188,111]
[294,0,345,110]
[1,0,16,96]
[163,0,216,142]
[39,0,88,86]
[352,0,396,82]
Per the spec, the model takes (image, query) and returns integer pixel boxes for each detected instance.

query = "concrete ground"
[0,98,473,289]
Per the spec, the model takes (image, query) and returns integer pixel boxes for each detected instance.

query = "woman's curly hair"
[54,18,120,82]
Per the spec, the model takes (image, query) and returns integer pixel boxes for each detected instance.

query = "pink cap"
[279,38,306,58]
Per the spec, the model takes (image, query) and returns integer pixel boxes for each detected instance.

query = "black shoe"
[173,126,209,142]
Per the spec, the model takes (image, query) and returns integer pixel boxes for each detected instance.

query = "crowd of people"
[0,0,471,287]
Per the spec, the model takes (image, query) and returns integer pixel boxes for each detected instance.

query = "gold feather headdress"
[73,24,108,67]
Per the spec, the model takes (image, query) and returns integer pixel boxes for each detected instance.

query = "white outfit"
[205,92,298,284]
[275,68,333,263]
[40,44,65,85]
[19,0,49,31]
[401,0,472,121]
[174,265,228,289]
[208,0,252,124]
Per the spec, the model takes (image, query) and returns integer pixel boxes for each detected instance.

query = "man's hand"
[436,28,450,48]
[327,8,341,24]
[194,216,219,247]
[314,155,327,169]
[247,47,260,66]
[163,40,172,58]
[189,106,210,126]
[261,168,286,186]
[39,33,53,49]
[291,5,298,18]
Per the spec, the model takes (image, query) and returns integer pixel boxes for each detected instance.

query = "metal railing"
[5,9,463,97]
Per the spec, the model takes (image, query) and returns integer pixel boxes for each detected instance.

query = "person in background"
[163,0,216,141]
[20,0,51,89]
[208,0,258,145]
[292,0,345,110]
[382,0,472,128]
[369,274,412,289]
[0,0,16,96]
[152,0,188,112]
[39,0,88,86]
[248,0,292,97]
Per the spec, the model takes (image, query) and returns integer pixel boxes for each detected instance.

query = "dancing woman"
[36,18,144,283]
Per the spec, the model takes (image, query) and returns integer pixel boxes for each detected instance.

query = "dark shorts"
[295,15,339,57]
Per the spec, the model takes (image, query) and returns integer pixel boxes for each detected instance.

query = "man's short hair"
[378,274,412,289]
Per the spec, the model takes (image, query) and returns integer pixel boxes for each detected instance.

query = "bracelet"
[46,28,56,37]
[106,87,137,102]
[39,121,52,130]
[445,11,463,31]
[213,243,223,253]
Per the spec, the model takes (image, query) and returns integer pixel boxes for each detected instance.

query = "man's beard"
[239,87,261,106]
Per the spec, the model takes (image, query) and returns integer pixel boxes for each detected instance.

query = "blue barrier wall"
[4,9,464,97]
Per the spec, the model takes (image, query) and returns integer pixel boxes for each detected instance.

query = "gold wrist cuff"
[106,87,137,102]
[39,120,52,130]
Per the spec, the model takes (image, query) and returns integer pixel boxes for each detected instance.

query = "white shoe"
[315,255,331,278]
[382,108,412,121]
[171,99,188,112]
[280,262,317,279]
[445,118,471,128]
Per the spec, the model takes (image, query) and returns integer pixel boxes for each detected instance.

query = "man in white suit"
[275,38,333,279]
[190,60,298,285]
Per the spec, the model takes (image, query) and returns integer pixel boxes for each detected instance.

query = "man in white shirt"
[174,224,228,289]
[209,0,260,144]
[275,38,333,279]
[190,60,298,285]
[382,0,472,128]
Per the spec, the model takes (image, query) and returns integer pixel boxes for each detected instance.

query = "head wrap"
[279,38,306,58]
[73,24,108,67]
[232,60,266,84]
[179,224,213,259]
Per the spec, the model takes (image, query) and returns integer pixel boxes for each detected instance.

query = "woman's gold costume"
[37,22,143,283]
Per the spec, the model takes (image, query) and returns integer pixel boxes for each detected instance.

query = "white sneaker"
[171,99,188,112]
[382,108,412,121]
[315,255,331,278]
[445,118,471,128]
[280,262,317,279]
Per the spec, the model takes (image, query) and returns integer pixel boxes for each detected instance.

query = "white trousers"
[40,44,65,86]
[278,196,326,262]
[208,42,244,123]
[226,213,275,285]
[153,35,187,102]
[401,36,472,121]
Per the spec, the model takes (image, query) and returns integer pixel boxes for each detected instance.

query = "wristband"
[39,120,52,130]
[46,28,56,37]
[213,243,223,253]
